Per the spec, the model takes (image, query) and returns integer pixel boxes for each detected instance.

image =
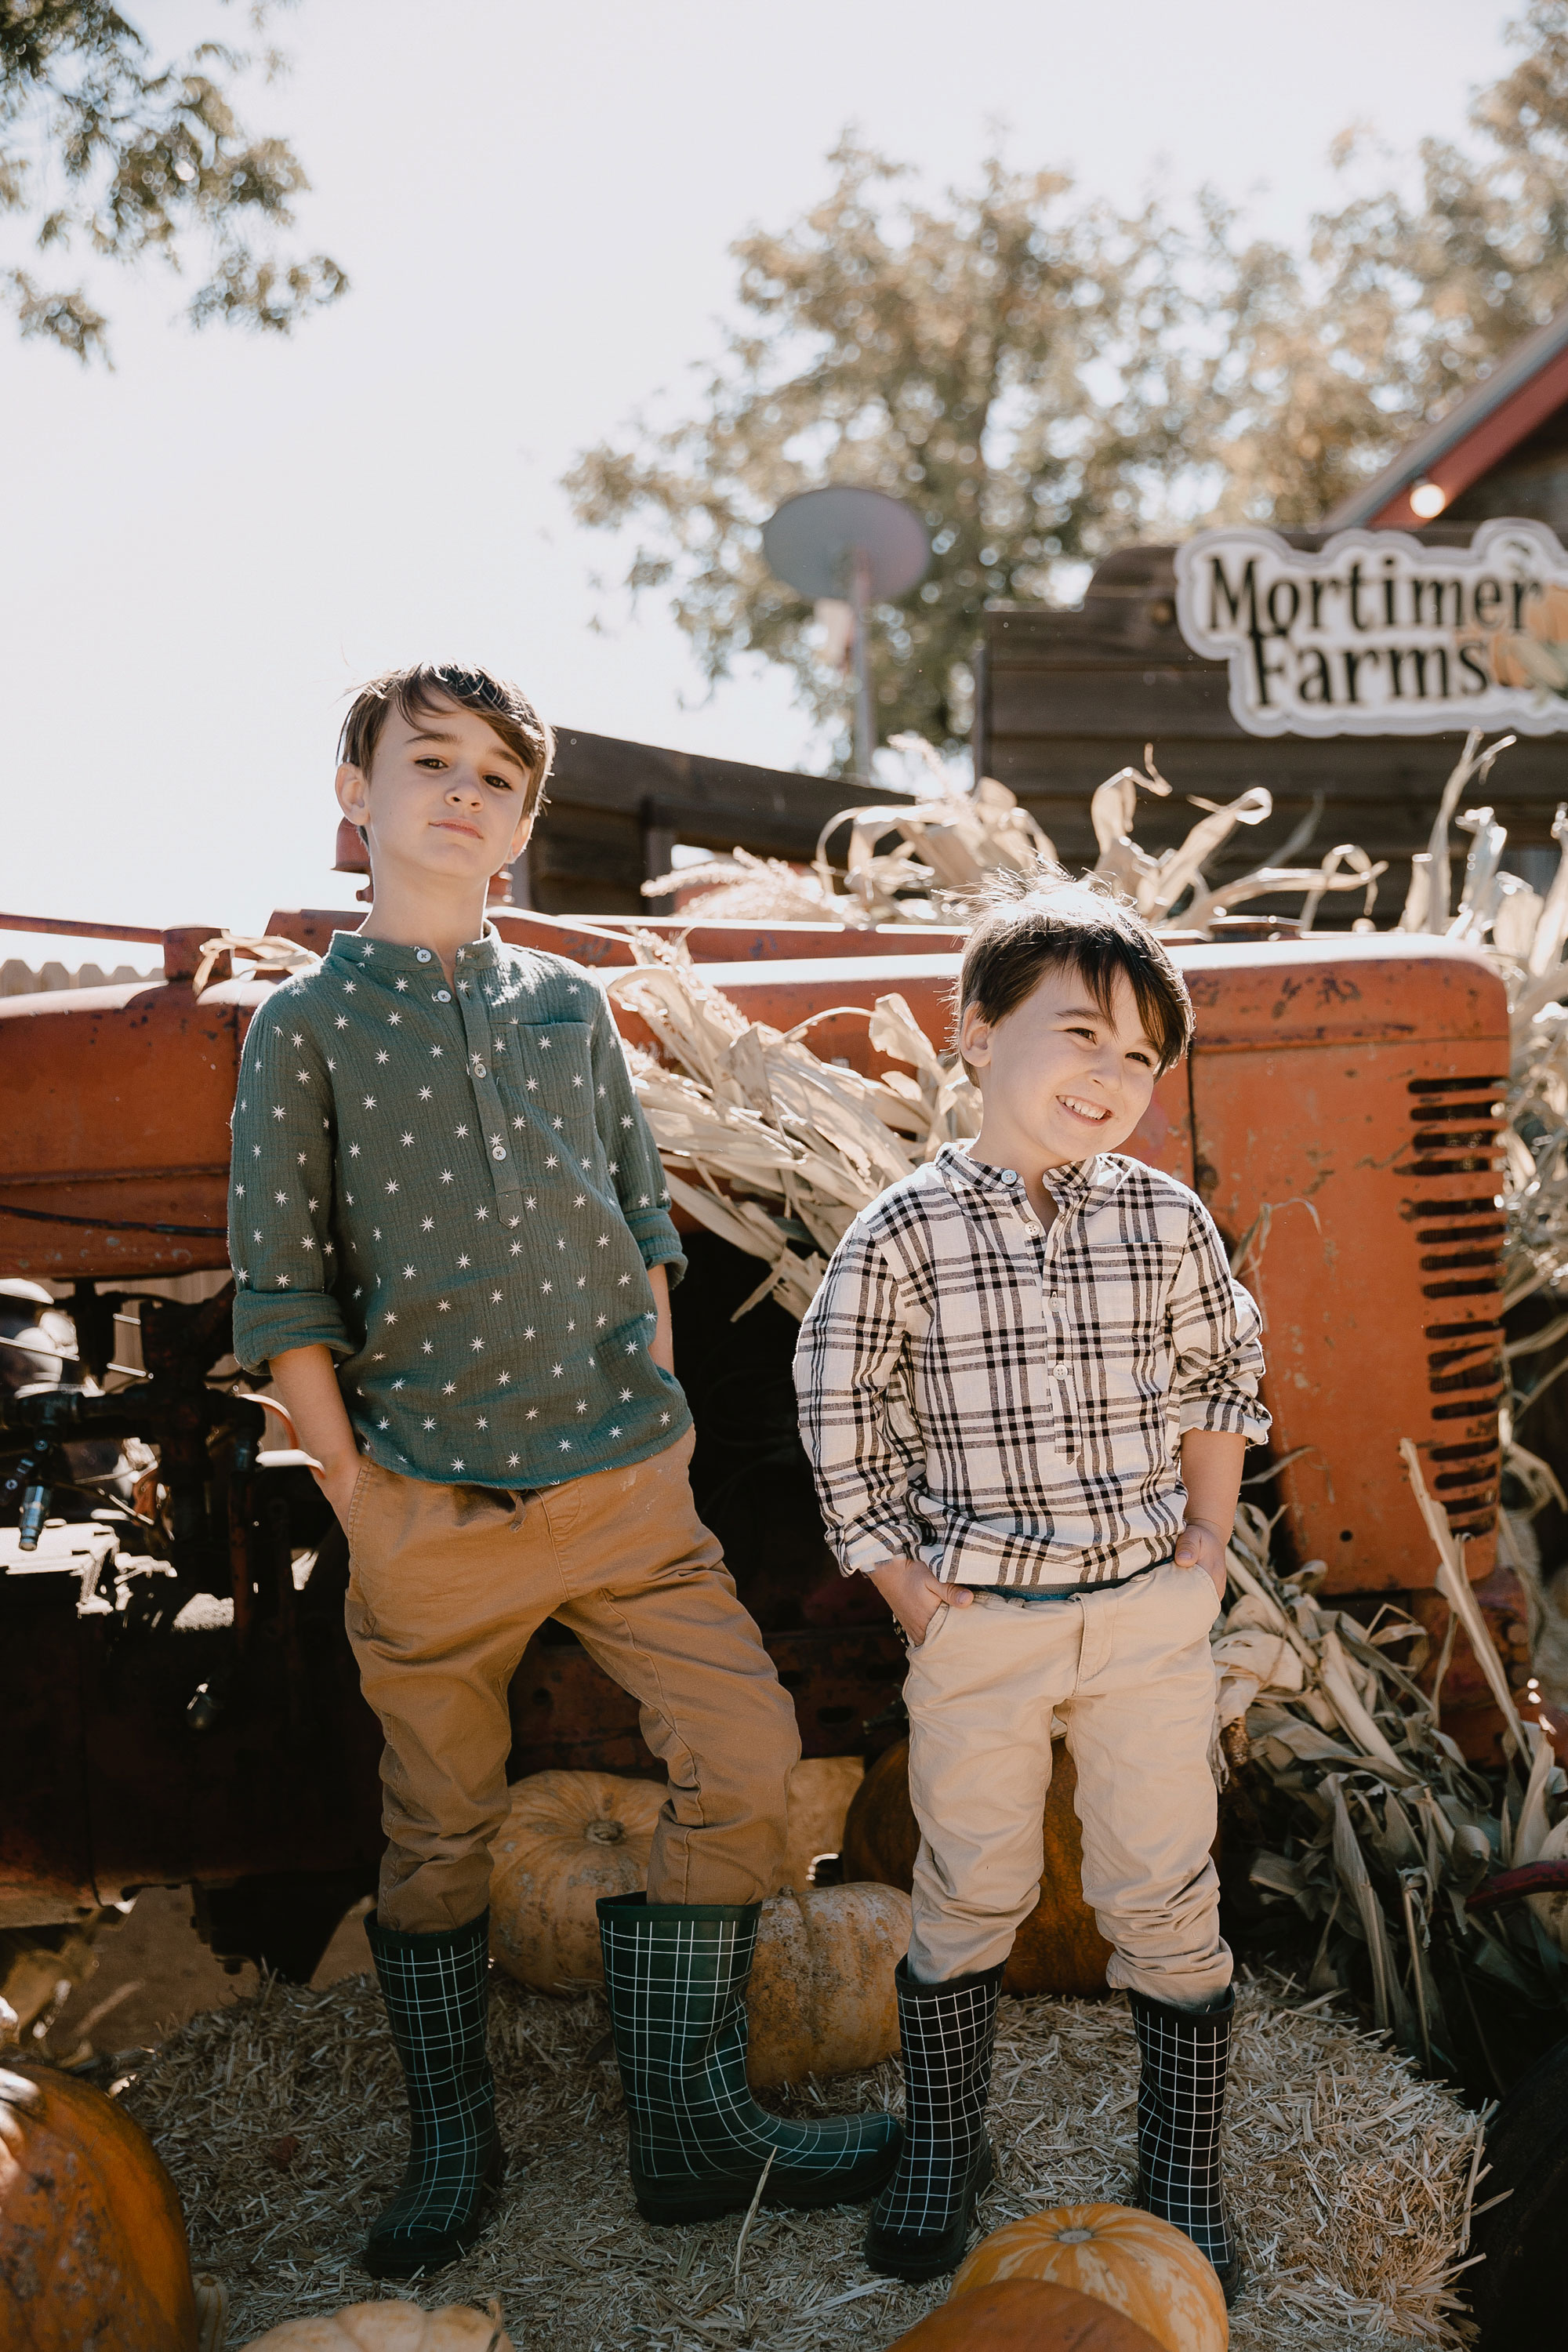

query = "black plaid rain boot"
[1130,1984,1240,2305]
[863,1958,1002,2281]
[597,1893,902,2224]
[363,1909,506,2278]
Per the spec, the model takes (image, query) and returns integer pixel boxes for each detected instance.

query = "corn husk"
[1213,1490,1568,2072]
[608,938,979,1316]
[653,742,1385,935]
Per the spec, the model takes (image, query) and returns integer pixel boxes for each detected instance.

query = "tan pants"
[904,1559,1231,2007]
[344,1431,801,1933]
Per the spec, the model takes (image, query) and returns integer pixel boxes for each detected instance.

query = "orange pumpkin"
[840,1737,1115,1998]
[0,2060,198,2352]
[489,1769,665,1989]
[746,1882,909,2087]
[887,2278,1167,2350]
[781,1754,865,1889]
[491,1761,872,1991]
[951,2205,1228,2352]
[241,2298,514,2348]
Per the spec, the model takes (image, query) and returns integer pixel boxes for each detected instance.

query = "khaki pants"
[904,1559,1230,2008]
[344,1431,801,1933]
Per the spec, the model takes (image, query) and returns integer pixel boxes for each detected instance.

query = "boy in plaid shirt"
[796,871,1267,2296]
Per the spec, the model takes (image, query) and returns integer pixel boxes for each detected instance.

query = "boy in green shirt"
[230,663,897,2277]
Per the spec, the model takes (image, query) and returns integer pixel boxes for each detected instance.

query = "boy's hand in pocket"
[1174,1516,1229,1600]
[868,1555,974,1646]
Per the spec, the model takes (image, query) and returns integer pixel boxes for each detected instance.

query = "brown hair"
[955,863,1194,1075]
[338,662,554,820]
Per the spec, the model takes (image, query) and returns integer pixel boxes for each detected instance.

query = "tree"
[1192,0,1568,524]
[568,3,1568,764]
[1,1,345,361]
[565,142,1193,763]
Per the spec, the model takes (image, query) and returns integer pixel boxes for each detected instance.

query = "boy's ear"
[959,1002,993,1070]
[336,760,371,830]
[506,804,538,862]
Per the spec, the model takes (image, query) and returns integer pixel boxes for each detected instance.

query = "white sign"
[1174,519,1568,737]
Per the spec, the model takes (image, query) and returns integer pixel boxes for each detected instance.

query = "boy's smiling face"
[336,694,536,889]
[960,961,1160,1173]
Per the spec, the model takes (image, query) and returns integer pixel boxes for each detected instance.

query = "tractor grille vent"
[1399,1076,1506,1541]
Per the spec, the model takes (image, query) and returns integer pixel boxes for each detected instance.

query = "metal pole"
[849,545,873,781]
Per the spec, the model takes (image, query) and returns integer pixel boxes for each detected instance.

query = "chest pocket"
[1074,1259,1171,1409]
[503,1018,595,1139]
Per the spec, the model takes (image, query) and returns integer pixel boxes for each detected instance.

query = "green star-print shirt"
[229,927,690,1488]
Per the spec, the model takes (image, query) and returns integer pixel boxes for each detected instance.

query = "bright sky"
[2,0,1517,952]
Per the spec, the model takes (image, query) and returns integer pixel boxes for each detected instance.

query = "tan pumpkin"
[489,1769,664,1989]
[241,2298,513,2349]
[746,1882,910,2088]
[888,2278,1167,2350]
[0,2060,198,2352]
[490,1760,869,1991]
[840,1737,1115,1998]
[782,1754,865,1888]
[951,2205,1228,2352]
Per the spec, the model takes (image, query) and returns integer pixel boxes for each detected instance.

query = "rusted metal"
[0,913,163,944]
[267,904,970,969]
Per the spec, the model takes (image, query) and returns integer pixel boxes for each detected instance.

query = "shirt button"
[416,949,432,964]
[473,1059,488,1078]
[492,1145,506,1161]
[1001,1169,1018,1185]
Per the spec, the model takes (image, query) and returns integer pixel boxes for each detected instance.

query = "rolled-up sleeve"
[1169,1201,1271,1443]
[228,1000,350,1374]
[794,1218,924,1575]
[591,984,686,1287]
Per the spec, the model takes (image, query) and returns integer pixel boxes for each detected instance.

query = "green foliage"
[0,1,345,361]
[1202,0,1568,526]
[568,2,1568,763]
[565,140,1196,762]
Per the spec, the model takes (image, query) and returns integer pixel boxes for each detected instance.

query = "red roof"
[1322,303,1568,531]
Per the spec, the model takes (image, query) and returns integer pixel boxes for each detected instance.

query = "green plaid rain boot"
[363,1908,506,2278]
[597,1893,902,2224]
[864,1958,1002,2281]
[1130,1983,1241,2306]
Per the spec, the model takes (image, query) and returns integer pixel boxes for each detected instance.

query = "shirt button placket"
[459,964,521,1210]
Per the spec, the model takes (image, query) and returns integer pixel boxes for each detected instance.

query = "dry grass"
[122,1969,1483,2352]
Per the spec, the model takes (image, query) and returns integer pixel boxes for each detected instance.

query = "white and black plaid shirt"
[794,1143,1269,1590]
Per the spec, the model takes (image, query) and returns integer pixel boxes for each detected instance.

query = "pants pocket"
[345,1458,372,1548]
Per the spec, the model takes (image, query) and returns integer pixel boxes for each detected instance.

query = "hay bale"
[120,1970,1482,2350]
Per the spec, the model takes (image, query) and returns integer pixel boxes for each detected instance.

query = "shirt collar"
[324,924,503,984]
[936,1140,1122,1210]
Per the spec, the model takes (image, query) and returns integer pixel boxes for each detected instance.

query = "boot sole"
[362,2147,509,2278]
[863,2141,996,2282]
[632,2138,902,2227]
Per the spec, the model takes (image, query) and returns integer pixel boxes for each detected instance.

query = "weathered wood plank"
[549,728,907,837]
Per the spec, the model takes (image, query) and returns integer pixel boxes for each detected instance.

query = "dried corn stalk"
[653,739,1386,935]
[1215,1481,1568,2078]
[606,938,979,1319]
